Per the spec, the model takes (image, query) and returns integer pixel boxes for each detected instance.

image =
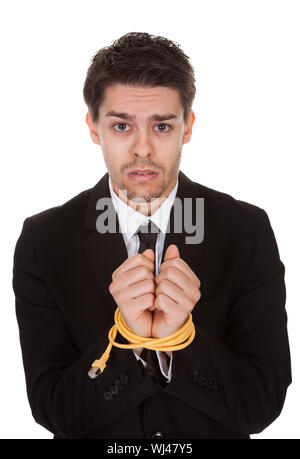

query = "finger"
[156,279,193,310]
[142,248,155,263]
[131,293,156,313]
[154,294,190,324]
[113,278,156,303]
[163,244,180,261]
[154,292,177,313]
[111,265,155,293]
[156,268,201,306]
[159,258,200,288]
[112,252,154,280]
[155,266,195,294]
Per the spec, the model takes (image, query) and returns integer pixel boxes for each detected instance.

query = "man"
[12,32,291,439]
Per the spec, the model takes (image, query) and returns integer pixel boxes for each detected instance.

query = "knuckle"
[143,293,154,305]
[136,253,144,263]
[146,279,155,291]
[113,280,119,291]
[155,293,162,305]
[168,266,177,277]
[193,292,200,303]
[161,279,169,288]
[162,272,169,282]
[167,259,176,269]
[173,258,182,269]
[141,266,149,277]
[187,299,194,310]
[188,299,196,311]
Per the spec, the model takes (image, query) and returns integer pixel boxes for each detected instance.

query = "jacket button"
[198,376,207,386]
[120,372,129,385]
[188,369,199,381]
[108,385,119,395]
[114,378,123,390]
[104,390,113,400]
[151,431,164,439]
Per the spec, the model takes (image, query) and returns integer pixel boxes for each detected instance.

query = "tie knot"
[136,220,160,246]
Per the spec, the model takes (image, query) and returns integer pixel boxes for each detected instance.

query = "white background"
[1,0,299,439]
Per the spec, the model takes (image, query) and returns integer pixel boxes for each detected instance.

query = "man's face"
[86,84,195,210]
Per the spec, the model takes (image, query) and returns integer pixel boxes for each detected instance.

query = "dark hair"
[83,32,196,124]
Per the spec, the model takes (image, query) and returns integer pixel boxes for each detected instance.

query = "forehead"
[100,84,183,116]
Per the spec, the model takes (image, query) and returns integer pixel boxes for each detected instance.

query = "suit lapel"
[81,173,128,313]
[81,170,203,314]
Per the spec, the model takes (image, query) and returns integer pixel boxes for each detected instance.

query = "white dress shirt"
[108,175,178,383]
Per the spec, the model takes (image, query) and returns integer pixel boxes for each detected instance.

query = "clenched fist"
[152,245,201,338]
[109,249,156,338]
[109,244,201,343]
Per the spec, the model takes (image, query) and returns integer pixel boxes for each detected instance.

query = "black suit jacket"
[12,170,291,439]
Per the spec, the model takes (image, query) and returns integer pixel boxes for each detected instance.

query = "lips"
[129,169,158,182]
[130,169,156,174]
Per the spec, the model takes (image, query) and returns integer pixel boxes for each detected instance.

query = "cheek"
[106,131,134,151]
[102,150,121,171]
[152,133,179,153]
[101,132,129,157]
[158,129,183,149]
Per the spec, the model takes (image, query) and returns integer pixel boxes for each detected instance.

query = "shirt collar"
[108,174,178,243]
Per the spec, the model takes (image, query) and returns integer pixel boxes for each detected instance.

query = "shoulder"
[192,178,263,228]
[187,176,277,254]
[20,186,92,236]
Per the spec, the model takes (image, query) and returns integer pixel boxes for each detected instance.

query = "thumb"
[164,244,180,261]
[141,248,155,263]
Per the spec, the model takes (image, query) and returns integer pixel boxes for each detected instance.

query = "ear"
[85,112,101,145]
[183,110,195,145]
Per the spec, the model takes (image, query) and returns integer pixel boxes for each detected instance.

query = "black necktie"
[136,221,168,387]
[137,220,160,261]
[140,348,170,388]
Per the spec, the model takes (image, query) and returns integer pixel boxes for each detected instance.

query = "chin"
[132,189,165,202]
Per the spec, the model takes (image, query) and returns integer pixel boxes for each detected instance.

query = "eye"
[154,123,171,133]
[112,122,172,133]
[113,122,130,132]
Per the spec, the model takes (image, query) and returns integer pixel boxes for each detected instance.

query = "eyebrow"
[105,111,178,121]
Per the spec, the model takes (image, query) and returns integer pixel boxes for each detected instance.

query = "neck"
[112,178,177,216]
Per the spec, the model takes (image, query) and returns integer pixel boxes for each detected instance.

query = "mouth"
[129,169,159,182]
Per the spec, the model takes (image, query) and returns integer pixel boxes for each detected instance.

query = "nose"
[133,129,154,158]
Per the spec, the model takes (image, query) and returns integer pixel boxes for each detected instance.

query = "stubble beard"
[105,147,182,208]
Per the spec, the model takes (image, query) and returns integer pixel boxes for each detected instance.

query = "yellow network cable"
[88,307,196,378]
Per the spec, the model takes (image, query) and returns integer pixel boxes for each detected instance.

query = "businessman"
[13,32,291,439]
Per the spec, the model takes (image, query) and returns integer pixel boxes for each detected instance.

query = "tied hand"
[109,244,201,344]
[151,245,201,338]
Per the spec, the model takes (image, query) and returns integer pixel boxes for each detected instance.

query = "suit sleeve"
[165,207,292,435]
[12,217,160,438]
